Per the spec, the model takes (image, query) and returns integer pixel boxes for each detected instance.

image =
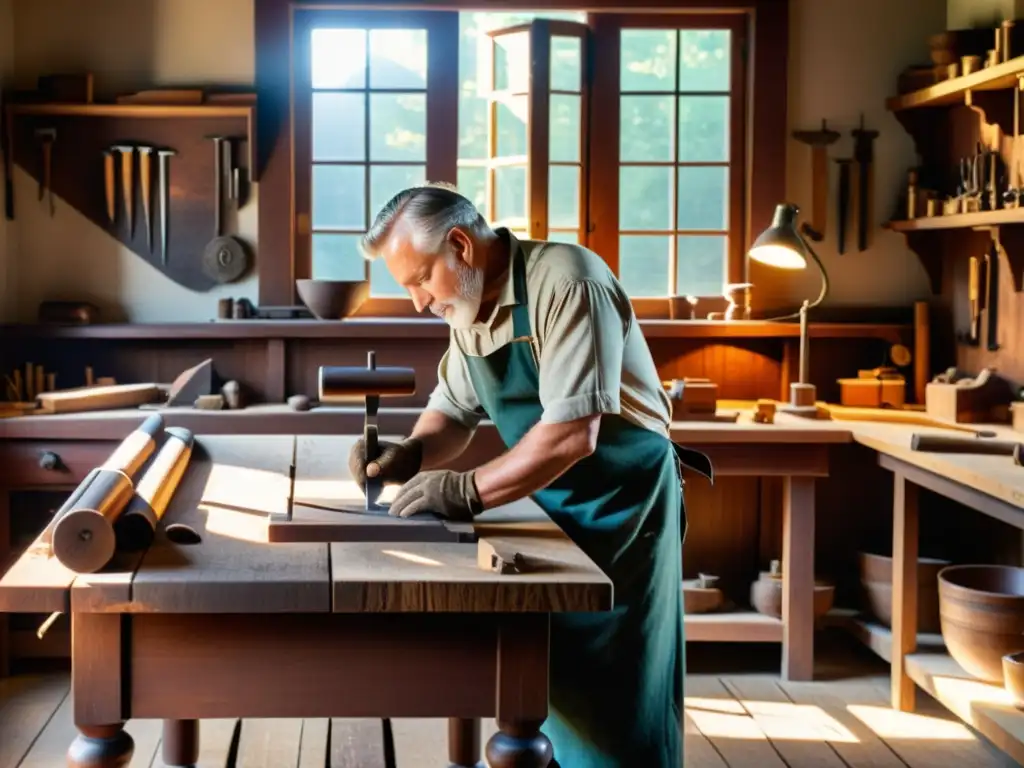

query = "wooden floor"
[1,634,1019,768]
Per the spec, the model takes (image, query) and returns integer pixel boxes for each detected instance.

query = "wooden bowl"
[750,576,835,620]
[860,580,943,634]
[938,565,1024,683]
[1003,652,1024,709]
[859,552,950,585]
[295,279,369,320]
[683,579,724,614]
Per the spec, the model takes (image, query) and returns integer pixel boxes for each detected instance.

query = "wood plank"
[123,718,162,768]
[390,719,448,767]
[905,651,1024,766]
[0,528,75,613]
[298,719,330,768]
[685,612,783,643]
[684,711,729,768]
[722,675,848,767]
[684,675,788,767]
[329,719,387,768]
[777,677,910,768]
[195,719,240,767]
[0,673,69,768]
[235,718,303,768]
[843,617,945,664]
[130,435,332,613]
[330,538,611,613]
[16,694,79,768]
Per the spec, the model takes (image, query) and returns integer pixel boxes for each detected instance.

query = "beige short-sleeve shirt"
[427,231,673,437]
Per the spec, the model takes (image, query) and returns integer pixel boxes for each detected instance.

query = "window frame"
[254,1,788,317]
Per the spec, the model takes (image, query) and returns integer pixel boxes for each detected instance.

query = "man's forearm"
[409,409,476,469]
[472,415,599,509]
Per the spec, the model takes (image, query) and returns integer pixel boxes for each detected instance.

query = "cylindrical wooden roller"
[910,434,1022,455]
[115,427,195,551]
[102,413,164,475]
[318,353,416,401]
[51,468,135,573]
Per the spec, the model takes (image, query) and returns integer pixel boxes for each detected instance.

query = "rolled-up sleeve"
[537,278,629,424]
[426,343,485,430]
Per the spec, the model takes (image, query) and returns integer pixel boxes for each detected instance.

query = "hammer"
[791,119,840,241]
[318,351,417,512]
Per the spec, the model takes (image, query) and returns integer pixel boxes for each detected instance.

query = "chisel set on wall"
[103,143,176,264]
[791,113,879,254]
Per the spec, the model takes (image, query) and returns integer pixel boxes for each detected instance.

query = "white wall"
[6,0,949,320]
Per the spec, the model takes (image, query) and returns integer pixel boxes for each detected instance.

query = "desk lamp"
[747,203,831,418]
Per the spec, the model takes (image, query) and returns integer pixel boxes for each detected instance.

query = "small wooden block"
[477,538,525,574]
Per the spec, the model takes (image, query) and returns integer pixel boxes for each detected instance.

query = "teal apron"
[463,249,713,767]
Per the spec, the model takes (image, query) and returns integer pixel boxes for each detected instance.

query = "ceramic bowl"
[296,279,369,320]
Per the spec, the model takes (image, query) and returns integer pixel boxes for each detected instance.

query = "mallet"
[318,351,416,512]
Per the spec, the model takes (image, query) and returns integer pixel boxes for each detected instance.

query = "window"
[288,9,748,316]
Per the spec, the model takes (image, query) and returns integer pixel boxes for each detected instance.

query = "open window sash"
[481,20,590,245]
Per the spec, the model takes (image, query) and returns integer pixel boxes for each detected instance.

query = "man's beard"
[431,253,484,329]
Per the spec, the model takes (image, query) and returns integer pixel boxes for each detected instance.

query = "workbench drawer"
[0,440,118,487]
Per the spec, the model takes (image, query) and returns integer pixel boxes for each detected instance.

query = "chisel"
[985,241,1001,352]
[112,144,134,237]
[157,149,177,264]
[138,146,153,255]
[102,149,115,226]
[851,115,879,252]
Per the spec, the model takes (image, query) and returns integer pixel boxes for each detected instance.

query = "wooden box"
[925,376,1012,423]
[838,378,906,409]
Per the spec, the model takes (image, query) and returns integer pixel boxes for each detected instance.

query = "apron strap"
[672,443,714,485]
[510,245,531,339]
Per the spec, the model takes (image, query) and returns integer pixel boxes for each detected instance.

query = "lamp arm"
[758,236,830,322]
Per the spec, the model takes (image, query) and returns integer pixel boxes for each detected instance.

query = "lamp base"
[778,382,821,419]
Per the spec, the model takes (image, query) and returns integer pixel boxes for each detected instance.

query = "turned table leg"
[486,719,554,768]
[448,717,483,767]
[162,719,200,766]
[68,724,134,768]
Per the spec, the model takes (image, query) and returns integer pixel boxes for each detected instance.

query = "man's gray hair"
[360,182,487,259]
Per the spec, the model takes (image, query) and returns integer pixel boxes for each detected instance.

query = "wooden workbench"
[843,419,1024,765]
[0,434,613,768]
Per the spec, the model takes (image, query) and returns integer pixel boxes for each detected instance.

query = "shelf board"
[841,615,945,663]
[905,651,1024,765]
[685,611,782,642]
[887,55,1024,111]
[7,103,253,119]
[887,208,1024,232]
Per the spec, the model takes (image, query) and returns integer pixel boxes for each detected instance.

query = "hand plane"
[318,351,417,514]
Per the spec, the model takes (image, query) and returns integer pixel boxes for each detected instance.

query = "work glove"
[348,437,423,491]
[388,469,484,521]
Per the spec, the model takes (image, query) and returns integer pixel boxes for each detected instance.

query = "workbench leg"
[781,476,815,681]
[448,717,483,768]
[487,614,554,768]
[891,473,919,712]
[68,725,134,768]
[162,719,199,766]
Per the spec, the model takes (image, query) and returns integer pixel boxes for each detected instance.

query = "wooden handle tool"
[103,149,115,225]
[968,255,980,344]
[791,119,840,240]
[910,433,1022,455]
[113,144,135,238]
[138,146,153,255]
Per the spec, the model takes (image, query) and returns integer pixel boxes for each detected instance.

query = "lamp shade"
[748,203,809,270]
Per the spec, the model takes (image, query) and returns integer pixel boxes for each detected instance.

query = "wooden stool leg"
[485,719,553,768]
[448,717,483,767]
[67,724,134,768]
[162,719,199,766]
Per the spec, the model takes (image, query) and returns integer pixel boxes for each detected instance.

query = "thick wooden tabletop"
[0,434,614,616]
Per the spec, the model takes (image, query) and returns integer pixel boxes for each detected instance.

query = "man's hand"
[348,438,422,490]
[388,469,484,521]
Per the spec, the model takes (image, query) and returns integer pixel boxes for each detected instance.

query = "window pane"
[312,233,365,280]
[370,93,426,161]
[550,93,580,163]
[549,165,579,229]
[620,30,676,92]
[620,96,673,162]
[494,31,530,92]
[494,165,527,224]
[457,165,487,210]
[619,235,670,296]
[620,166,671,230]
[496,97,528,157]
[311,28,366,89]
[679,96,729,162]
[551,35,581,91]
[370,164,426,217]
[550,230,579,244]
[370,258,407,298]
[459,95,488,160]
[677,235,727,296]
[313,93,365,161]
[369,29,427,89]
[677,166,728,230]
[312,165,365,230]
[679,30,730,92]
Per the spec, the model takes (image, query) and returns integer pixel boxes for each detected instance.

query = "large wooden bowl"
[859,551,950,585]
[750,574,834,620]
[938,565,1024,683]
[296,279,369,320]
[858,552,949,634]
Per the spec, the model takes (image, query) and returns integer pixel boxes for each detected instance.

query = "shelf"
[7,103,253,119]
[887,54,1024,111]
[0,320,911,342]
[887,208,1024,232]
[841,615,945,664]
[905,651,1024,765]
[684,611,782,642]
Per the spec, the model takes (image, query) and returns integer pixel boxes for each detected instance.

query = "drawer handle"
[38,451,63,471]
